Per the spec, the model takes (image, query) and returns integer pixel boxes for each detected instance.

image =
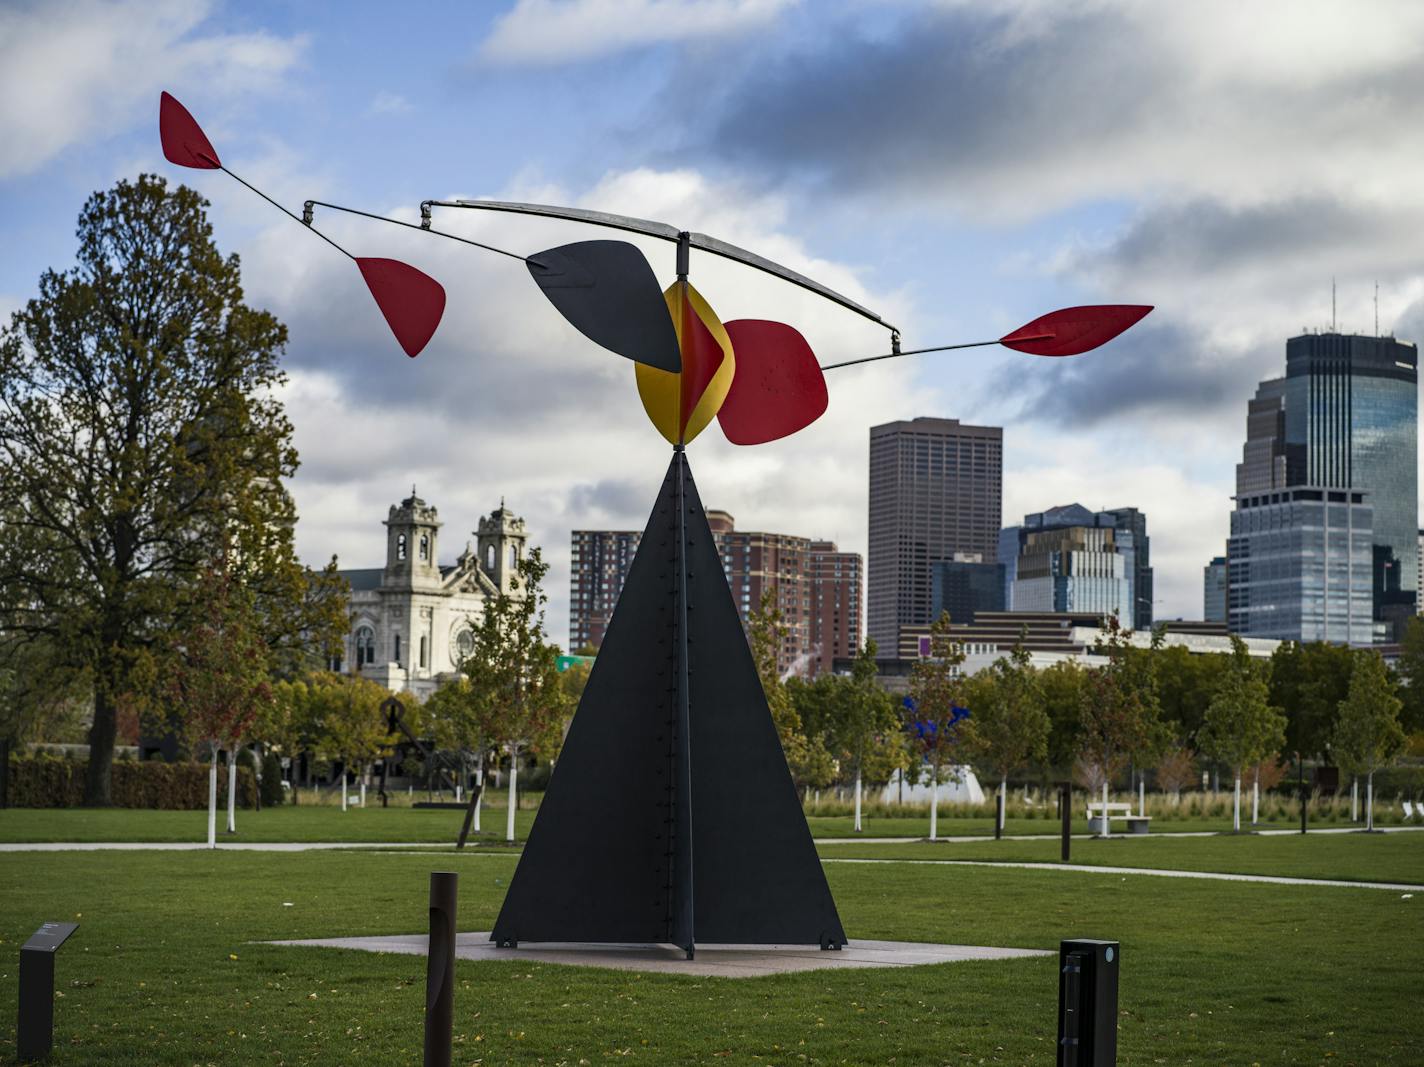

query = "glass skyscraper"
[1000,503,1141,623]
[1228,332,1417,642]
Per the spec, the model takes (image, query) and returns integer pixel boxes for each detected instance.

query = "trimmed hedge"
[5,754,256,809]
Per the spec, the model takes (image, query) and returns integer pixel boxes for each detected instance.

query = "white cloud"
[368,92,413,116]
[0,0,304,180]
[479,0,797,65]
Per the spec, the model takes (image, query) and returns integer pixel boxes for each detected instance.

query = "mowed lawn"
[1,804,1393,844]
[1,836,1421,1064]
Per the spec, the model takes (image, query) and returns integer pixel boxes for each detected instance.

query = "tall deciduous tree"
[1199,638,1286,832]
[0,175,345,805]
[459,548,568,843]
[963,638,1049,832]
[1334,651,1406,832]
[1269,641,1353,763]
[305,672,390,811]
[903,612,968,840]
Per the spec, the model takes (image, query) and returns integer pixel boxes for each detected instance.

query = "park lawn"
[0,806,1343,844]
[0,805,541,844]
[0,849,1419,1065]
[816,829,1424,886]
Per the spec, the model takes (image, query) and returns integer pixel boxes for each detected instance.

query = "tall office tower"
[1228,333,1418,642]
[1203,556,1228,623]
[867,417,1003,654]
[1105,507,1153,629]
[569,513,860,677]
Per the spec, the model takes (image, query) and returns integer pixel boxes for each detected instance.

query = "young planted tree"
[1154,744,1197,803]
[829,640,898,833]
[306,672,389,811]
[1333,651,1406,832]
[750,592,835,794]
[459,548,568,843]
[903,612,969,840]
[0,175,345,805]
[424,675,489,841]
[168,565,273,846]
[1199,638,1286,832]
[962,639,1049,833]
[1078,614,1166,831]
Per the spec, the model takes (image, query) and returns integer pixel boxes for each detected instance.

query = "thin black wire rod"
[305,200,535,265]
[819,333,1054,371]
[221,167,353,260]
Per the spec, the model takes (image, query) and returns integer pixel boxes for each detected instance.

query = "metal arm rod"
[425,198,898,334]
[305,200,535,265]
[819,333,1054,371]
[221,167,353,260]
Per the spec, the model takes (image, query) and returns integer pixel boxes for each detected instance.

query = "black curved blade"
[527,240,681,372]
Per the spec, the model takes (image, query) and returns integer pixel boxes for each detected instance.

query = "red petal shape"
[718,319,828,446]
[355,258,446,358]
[1000,305,1153,356]
[159,92,221,169]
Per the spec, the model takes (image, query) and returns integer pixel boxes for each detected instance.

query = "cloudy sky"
[4,0,1423,644]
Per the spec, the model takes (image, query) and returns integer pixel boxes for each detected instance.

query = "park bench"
[1086,801,1151,835]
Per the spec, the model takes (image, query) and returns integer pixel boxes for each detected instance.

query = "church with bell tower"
[336,489,531,698]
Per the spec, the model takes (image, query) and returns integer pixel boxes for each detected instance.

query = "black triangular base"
[490,451,845,952]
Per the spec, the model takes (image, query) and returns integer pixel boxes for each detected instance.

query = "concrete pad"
[264,931,1050,978]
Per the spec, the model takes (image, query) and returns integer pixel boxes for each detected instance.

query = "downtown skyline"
[4,1,1424,646]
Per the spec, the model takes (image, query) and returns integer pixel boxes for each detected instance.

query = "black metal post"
[995,791,1004,840]
[1057,939,1118,1066]
[1299,752,1307,835]
[424,872,458,1067]
[1061,786,1072,864]
[18,922,78,1063]
[672,445,695,960]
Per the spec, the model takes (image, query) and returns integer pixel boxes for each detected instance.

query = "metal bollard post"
[995,792,1004,840]
[424,872,458,1067]
[1057,939,1119,1066]
[18,921,78,1063]
[1061,786,1072,864]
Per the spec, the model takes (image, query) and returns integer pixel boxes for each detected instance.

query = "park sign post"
[160,91,1151,958]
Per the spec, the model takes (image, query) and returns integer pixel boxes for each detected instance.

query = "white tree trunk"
[1351,777,1359,822]
[1366,771,1375,832]
[341,765,348,812]
[1233,775,1242,832]
[1251,774,1259,826]
[474,759,483,833]
[360,774,367,808]
[853,770,863,833]
[1100,780,1108,835]
[929,774,939,841]
[226,751,238,833]
[506,746,519,843]
[1138,777,1145,817]
[1000,775,1007,831]
[207,748,218,849]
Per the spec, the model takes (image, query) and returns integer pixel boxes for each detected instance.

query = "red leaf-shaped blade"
[1000,305,1153,356]
[159,92,221,169]
[718,319,828,445]
[355,258,446,358]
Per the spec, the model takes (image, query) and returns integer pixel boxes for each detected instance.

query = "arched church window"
[419,533,429,561]
[509,544,519,569]
[485,544,495,570]
[394,633,402,665]
[454,628,475,663]
[355,626,375,667]
[397,534,407,561]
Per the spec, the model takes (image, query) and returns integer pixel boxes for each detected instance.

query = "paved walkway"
[265,931,1050,978]
[821,857,1422,892]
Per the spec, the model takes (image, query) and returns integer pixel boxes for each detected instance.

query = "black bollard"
[1061,786,1072,864]
[424,872,458,1067]
[18,921,78,1063]
[995,792,1004,840]
[1057,939,1119,1066]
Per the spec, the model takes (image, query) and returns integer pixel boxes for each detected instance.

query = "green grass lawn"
[1,839,1420,1064]
[7,804,1398,844]
[816,830,1424,885]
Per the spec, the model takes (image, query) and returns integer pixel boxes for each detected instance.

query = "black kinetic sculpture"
[160,91,1152,958]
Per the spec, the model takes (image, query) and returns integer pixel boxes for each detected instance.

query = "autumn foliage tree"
[903,611,969,840]
[0,175,345,805]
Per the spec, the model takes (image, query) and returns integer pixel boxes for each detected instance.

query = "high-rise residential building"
[867,417,1003,654]
[999,504,1146,624]
[930,554,1005,625]
[568,511,861,677]
[1203,556,1228,623]
[1228,332,1418,642]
